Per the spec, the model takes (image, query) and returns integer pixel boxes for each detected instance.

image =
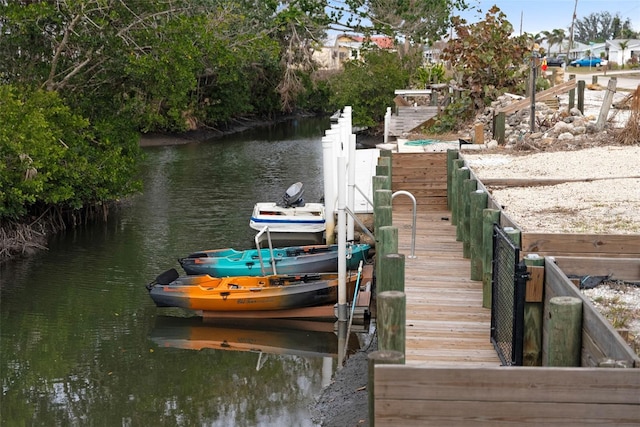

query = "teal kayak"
[178,243,370,277]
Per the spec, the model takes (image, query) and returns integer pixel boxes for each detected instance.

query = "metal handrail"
[254,226,277,275]
[391,190,417,258]
[344,206,375,242]
[354,183,373,208]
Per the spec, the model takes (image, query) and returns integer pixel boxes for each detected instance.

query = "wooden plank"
[496,79,577,115]
[479,175,640,187]
[525,265,544,302]
[551,256,640,281]
[522,233,640,256]
[375,366,640,424]
[375,365,640,403]
[375,400,640,426]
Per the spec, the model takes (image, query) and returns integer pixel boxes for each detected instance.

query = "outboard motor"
[278,182,306,207]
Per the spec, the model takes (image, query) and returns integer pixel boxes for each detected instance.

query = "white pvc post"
[322,135,336,245]
[347,135,356,241]
[384,107,391,143]
[337,155,347,322]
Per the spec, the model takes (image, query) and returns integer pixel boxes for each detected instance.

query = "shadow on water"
[0,117,363,426]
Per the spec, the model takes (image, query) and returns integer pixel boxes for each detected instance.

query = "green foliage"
[0,86,142,220]
[426,95,474,133]
[328,50,409,127]
[413,63,446,87]
[574,12,639,43]
[443,6,529,109]
[330,0,468,45]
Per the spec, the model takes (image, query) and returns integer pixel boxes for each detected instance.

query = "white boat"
[250,182,326,245]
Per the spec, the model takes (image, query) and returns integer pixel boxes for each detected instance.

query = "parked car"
[545,57,565,67]
[569,56,602,67]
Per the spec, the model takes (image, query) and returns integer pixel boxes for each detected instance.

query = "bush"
[0,85,142,220]
[328,50,409,127]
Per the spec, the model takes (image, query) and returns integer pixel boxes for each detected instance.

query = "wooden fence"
[374,365,640,426]
[391,152,447,210]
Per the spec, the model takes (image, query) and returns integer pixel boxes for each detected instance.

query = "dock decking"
[391,151,501,366]
[395,209,501,366]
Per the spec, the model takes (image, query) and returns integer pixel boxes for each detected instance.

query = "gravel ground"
[311,333,377,427]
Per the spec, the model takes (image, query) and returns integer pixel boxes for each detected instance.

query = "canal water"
[0,118,358,426]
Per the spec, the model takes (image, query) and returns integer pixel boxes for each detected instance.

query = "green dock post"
[376,225,398,287]
[374,189,392,209]
[377,291,406,357]
[378,253,405,293]
[482,209,500,308]
[546,296,582,367]
[470,190,488,280]
[577,80,585,114]
[452,164,469,228]
[461,178,477,256]
[446,150,459,210]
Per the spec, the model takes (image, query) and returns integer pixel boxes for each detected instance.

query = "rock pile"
[472,93,608,147]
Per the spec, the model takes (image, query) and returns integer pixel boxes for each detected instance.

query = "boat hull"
[179,244,370,276]
[250,202,326,245]
[147,272,358,313]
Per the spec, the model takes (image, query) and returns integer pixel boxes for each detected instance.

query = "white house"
[605,39,640,66]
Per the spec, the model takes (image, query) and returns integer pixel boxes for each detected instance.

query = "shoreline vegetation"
[0,112,326,262]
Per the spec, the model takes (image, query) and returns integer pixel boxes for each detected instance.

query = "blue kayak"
[178,243,370,277]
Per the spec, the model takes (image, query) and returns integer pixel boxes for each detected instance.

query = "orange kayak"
[146,269,358,312]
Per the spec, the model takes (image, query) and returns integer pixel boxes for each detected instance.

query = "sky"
[455,0,640,36]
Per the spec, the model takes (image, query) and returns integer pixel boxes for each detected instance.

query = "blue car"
[570,56,602,67]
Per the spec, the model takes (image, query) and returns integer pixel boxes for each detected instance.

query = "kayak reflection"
[150,316,362,361]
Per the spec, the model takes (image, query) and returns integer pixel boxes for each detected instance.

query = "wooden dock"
[391,152,500,366]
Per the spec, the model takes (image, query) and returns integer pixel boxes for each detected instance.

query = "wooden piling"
[374,189,392,209]
[446,150,459,210]
[470,190,488,281]
[595,78,617,130]
[453,166,470,232]
[504,226,521,247]
[376,164,389,178]
[494,112,506,145]
[368,350,404,427]
[450,160,465,225]
[377,291,406,357]
[546,296,582,367]
[577,80,585,114]
[378,253,405,293]
[474,123,484,144]
[379,150,392,179]
[372,175,390,193]
[374,205,392,235]
[376,225,398,287]
[568,74,575,110]
[461,178,477,256]
[482,209,500,308]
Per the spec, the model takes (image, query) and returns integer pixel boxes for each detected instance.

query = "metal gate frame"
[490,225,527,366]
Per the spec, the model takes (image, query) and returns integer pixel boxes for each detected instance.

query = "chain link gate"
[490,225,528,366]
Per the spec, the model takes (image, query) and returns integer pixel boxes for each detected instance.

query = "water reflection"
[151,317,361,362]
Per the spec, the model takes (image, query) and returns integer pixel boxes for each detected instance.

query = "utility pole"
[567,0,578,59]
